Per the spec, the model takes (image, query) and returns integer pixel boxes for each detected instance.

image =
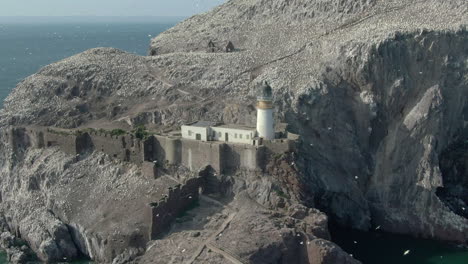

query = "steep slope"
[0,0,467,262]
[147,0,468,240]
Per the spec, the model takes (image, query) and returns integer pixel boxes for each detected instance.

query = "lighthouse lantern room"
[256,81,275,140]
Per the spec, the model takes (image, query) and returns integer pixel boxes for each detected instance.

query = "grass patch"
[133,125,150,140]
[275,189,290,199]
[47,128,73,136]
[110,129,127,136]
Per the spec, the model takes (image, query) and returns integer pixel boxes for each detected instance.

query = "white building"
[181,81,276,145]
[256,82,275,140]
[181,121,257,145]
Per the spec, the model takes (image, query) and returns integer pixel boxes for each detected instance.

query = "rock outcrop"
[0,0,467,263]
[148,0,468,241]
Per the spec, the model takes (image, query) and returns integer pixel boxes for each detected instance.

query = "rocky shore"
[0,0,466,263]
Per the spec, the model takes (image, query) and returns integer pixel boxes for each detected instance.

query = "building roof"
[185,121,218,128]
[214,124,256,131]
[184,121,258,132]
[184,121,256,131]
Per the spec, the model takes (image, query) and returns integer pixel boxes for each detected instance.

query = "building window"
[188,130,193,136]
[235,133,238,138]
[218,132,222,137]
[246,135,250,139]
[240,134,243,139]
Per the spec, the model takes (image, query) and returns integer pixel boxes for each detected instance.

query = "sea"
[0,18,177,106]
[0,18,467,264]
[330,224,468,264]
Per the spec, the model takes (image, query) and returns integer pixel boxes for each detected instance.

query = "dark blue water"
[0,19,176,263]
[0,21,175,106]
[0,251,91,264]
[331,225,468,264]
[1,19,467,264]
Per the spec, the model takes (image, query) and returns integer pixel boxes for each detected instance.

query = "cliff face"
[0,0,467,263]
[147,0,468,240]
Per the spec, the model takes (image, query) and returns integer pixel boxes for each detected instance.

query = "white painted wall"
[181,125,256,144]
[181,125,209,141]
[210,127,255,144]
[256,108,274,140]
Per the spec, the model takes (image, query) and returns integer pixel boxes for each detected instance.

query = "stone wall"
[44,130,78,155]
[18,126,296,177]
[180,139,222,172]
[149,135,182,165]
[38,129,145,164]
[141,136,291,174]
[87,132,144,163]
[148,177,202,239]
[262,139,296,154]
[221,144,264,172]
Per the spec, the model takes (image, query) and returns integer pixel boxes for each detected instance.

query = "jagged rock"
[289,204,308,220]
[0,232,16,248]
[18,210,77,262]
[0,0,467,262]
[306,238,359,264]
[190,231,201,237]
[8,248,28,264]
[112,247,145,264]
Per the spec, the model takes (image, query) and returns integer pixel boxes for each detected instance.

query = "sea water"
[0,21,175,106]
[0,19,176,263]
[1,19,467,264]
[330,224,468,264]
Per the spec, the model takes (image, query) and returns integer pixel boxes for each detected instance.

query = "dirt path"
[186,196,244,264]
[206,243,245,264]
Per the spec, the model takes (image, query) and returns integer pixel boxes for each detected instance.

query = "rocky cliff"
[0,0,467,263]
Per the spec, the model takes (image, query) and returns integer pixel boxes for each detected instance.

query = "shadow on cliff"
[283,29,468,242]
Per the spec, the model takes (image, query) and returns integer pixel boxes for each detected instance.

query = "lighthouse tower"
[256,81,275,140]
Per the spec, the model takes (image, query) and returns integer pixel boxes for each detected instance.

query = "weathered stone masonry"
[7,126,297,241]
[148,177,202,239]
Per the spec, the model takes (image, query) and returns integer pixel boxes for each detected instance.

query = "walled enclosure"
[148,177,202,239]
[9,126,299,244]
[12,127,297,177]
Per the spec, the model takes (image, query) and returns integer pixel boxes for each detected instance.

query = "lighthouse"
[256,81,275,140]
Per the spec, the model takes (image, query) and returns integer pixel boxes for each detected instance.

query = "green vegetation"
[133,125,150,140]
[274,188,290,199]
[72,127,128,137]
[110,129,126,136]
[47,125,156,140]
[274,153,284,160]
[47,128,73,136]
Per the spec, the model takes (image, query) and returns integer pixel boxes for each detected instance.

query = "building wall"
[88,132,144,163]
[44,131,78,155]
[221,144,264,172]
[181,125,256,145]
[262,139,296,154]
[149,177,202,239]
[23,126,295,177]
[151,135,182,165]
[257,108,275,140]
[210,127,255,145]
[180,139,222,172]
[181,125,209,141]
